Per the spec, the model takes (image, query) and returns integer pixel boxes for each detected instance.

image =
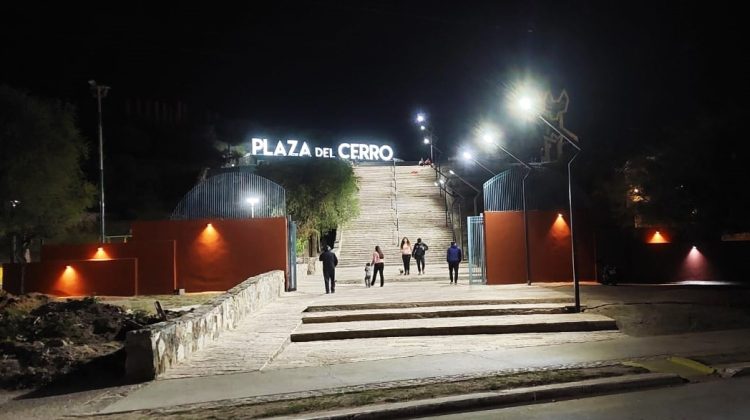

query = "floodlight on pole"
[416,113,426,123]
[514,92,583,312]
[441,167,481,215]
[461,150,496,177]
[89,80,110,243]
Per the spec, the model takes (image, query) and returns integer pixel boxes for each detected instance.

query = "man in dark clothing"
[318,245,338,293]
[446,241,463,284]
[412,238,429,275]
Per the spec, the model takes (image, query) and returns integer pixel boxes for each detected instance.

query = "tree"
[255,158,359,248]
[0,85,96,261]
[595,112,750,239]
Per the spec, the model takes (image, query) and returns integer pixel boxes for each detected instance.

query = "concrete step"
[290,313,618,342]
[301,304,570,323]
[304,297,574,312]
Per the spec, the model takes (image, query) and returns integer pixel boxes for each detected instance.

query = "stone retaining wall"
[124,270,285,381]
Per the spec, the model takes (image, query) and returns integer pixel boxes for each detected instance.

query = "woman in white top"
[400,237,412,275]
[371,245,385,287]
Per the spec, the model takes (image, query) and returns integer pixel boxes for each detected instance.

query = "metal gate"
[467,214,486,284]
[287,216,297,291]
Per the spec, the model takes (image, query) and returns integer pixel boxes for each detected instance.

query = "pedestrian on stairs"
[412,238,429,274]
[400,237,412,275]
[318,245,338,294]
[446,241,463,284]
[371,245,385,287]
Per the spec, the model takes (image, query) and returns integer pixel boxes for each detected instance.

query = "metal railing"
[391,160,400,245]
[104,235,132,243]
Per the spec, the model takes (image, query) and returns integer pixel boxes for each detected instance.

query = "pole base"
[563,305,584,313]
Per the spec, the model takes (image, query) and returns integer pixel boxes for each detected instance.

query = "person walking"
[400,237,412,275]
[412,238,429,275]
[318,245,338,293]
[371,245,385,287]
[446,241,463,284]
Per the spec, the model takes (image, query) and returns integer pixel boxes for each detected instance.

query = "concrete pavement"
[99,328,750,414]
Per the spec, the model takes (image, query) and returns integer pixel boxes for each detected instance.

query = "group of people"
[318,238,464,293]
[417,158,432,166]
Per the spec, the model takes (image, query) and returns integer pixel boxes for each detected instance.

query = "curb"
[714,362,750,378]
[285,373,683,420]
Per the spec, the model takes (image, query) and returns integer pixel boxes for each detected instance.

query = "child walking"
[364,262,372,287]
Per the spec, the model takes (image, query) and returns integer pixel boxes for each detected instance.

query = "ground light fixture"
[513,89,583,312]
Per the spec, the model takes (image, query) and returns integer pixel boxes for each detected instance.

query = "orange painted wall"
[484,211,527,284]
[484,210,595,284]
[41,241,176,295]
[2,259,138,296]
[131,218,288,292]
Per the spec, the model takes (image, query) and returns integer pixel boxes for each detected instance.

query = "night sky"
[1,1,746,160]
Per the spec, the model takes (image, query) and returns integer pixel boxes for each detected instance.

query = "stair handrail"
[392,159,400,244]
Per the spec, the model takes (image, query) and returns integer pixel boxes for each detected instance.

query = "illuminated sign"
[250,138,394,161]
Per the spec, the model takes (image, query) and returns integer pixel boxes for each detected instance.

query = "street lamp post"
[89,80,110,243]
[538,115,582,311]
[461,151,497,177]
[446,169,481,215]
[517,96,583,311]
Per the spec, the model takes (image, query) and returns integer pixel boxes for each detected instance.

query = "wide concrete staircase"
[291,298,619,342]
[338,164,456,278]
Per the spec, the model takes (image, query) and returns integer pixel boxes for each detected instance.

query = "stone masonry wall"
[124,270,285,381]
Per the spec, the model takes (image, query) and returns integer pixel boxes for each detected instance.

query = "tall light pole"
[447,169,481,215]
[415,113,443,179]
[461,151,497,176]
[481,131,534,285]
[89,80,110,243]
[517,94,583,311]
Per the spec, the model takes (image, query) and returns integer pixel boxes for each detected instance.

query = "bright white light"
[416,114,425,123]
[449,170,455,175]
[439,179,445,185]
[519,96,534,112]
[423,138,430,144]
[482,133,496,144]
[462,151,473,160]
[433,182,438,186]
[246,197,260,205]
[420,125,426,131]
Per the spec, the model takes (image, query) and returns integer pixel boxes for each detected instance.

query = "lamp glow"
[416,114,425,123]
[420,125,426,131]
[462,151,472,160]
[423,138,430,144]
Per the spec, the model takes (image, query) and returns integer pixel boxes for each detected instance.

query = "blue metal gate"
[467,215,486,284]
[287,216,297,291]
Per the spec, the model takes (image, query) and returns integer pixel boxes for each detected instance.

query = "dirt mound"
[0,293,162,389]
